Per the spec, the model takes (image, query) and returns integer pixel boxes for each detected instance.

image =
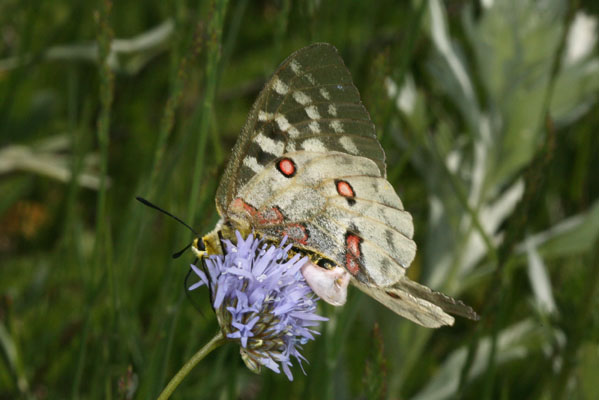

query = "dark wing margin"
[216,43,386,215]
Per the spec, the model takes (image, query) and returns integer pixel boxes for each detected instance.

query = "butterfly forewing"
[216,43,386,214]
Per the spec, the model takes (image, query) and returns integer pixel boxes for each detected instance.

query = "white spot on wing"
[255,132,284,155]
[288,126,300,138]
[308,121,321,133]
[290,59,302,75]
[242,156,264,173]
[328,104,337,116]
[320,88,331,100]
[330,120,344,133]
[275,114,291,131]
[339,136,359,154]
[273,77,289,95]
[275,113,300,138]
[305,105,321,120]
[301,138,327,152]
[258,110,273,121]
[292,90,311,106]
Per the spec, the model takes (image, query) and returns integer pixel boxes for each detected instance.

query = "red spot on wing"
[283,223,309,245]
[230,197,258,217]
[345,233,362,275]
[346,255,360,275]
[335,179,356,206]
[347,234,361,255]
[386,291,401,299]
[231,199,285,226]
[277,158,296,177]
[335,180,355,198]
[256,206,285,225]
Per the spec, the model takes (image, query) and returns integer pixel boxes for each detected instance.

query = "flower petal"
[196,230,327,380]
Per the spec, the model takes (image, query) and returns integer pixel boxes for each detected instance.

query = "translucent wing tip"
[394,278,480,321]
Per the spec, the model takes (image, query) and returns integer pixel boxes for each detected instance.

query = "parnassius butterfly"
[193,43,478,328]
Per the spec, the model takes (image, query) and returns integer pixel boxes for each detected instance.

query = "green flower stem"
[157,331,225,400]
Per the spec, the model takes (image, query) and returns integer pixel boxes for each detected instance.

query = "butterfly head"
[191,227,220,259]
[191,236,206,258]
[193,218,249,259]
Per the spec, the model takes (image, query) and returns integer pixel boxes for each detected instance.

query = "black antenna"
[136,196,198,235]
[172,242,193,259]
[136,196,204,258]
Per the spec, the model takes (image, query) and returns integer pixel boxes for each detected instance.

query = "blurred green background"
[1,0,598,399]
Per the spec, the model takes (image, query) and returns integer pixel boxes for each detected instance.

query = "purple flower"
[188,231,327,380]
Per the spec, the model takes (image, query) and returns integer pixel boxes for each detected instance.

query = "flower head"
[188,231,327,380]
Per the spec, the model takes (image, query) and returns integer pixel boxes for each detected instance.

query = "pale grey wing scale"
[215,43,385,215]
[234,151,416,287]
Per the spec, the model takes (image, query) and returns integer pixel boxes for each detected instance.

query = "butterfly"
[192,43,478,328]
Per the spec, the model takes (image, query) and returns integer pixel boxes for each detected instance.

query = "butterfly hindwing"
[353,277,480,328]
[229,150,416,286]
[352,279,455,328]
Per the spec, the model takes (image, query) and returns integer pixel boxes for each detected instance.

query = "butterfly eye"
[276,157,297,178]
[193,237,206,251]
